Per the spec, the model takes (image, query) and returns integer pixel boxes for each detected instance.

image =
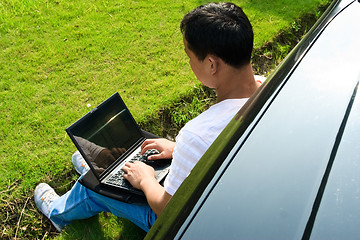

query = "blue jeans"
[48,176,157,232]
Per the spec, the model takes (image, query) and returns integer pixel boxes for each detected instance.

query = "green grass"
[0,0,330,239]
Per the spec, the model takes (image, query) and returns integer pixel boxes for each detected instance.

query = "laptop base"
[78,130,168,204]
[79,169,148,204]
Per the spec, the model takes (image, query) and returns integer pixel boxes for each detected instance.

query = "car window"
[310,79,360,240]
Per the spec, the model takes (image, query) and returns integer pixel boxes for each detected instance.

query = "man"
[34,2,262,232]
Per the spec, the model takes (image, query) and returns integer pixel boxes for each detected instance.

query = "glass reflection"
[74,136,126,173]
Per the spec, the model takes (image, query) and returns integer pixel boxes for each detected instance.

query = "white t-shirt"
[164,98,248,196]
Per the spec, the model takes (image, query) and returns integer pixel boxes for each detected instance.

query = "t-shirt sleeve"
[163,98,248,196]
[164,129,208,196]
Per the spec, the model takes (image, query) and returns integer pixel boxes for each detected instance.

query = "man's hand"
[122,161,155,190]
[122,161,172,216]
[141,138,175,161]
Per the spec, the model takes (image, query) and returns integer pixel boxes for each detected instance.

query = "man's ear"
[208,55,219,75]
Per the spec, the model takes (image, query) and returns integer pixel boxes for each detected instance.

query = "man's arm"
[139,176,172,216]
[122,161,172,216]
[140,138,175,161]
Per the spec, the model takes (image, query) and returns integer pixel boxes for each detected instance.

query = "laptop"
[66,92,171,196]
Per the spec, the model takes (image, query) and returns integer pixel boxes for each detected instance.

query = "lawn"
[0,0,330,239]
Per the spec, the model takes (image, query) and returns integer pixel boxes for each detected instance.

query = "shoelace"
[75,155,88,169]
[41,190,58,214]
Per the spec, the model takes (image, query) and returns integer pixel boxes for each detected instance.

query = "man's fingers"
[122,162,134,173]
[141,139,155,148]
[140,139,158,154]
[124,162,132,168]
[141,144,156,155]
[147,153,162,161]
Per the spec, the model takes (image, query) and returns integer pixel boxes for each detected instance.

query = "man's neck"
[215,63,260,102]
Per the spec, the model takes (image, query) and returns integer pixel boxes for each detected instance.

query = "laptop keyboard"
[103,149,160,188]
[104,149,167,189]
[104,151,143,188]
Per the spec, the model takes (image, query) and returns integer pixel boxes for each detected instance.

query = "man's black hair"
[181,2,253,68]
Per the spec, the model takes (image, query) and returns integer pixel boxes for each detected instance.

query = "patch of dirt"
[252,4,329,75]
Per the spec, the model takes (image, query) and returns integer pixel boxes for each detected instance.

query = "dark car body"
[146,0,360,239]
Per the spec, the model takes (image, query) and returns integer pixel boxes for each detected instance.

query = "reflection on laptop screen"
[68,94,143,177]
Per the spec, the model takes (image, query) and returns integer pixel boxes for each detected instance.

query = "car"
[145,0,360,239]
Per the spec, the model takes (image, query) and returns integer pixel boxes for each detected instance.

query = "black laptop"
[66,92,171,197]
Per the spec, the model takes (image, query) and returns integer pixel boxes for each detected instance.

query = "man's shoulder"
[179,98,248,143]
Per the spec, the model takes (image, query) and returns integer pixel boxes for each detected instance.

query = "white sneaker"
[34,183,62,231]
[72,150,90,175]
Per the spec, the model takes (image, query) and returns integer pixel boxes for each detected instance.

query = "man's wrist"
[139,176,158,193]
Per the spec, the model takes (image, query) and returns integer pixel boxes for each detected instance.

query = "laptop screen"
[66,93,143,177]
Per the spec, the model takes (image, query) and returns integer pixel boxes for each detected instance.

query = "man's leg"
[36,151,156,232]
[39,179,157,232]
